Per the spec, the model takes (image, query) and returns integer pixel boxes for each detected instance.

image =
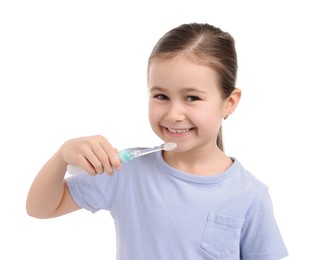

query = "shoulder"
[232,158,269,194]
[227,159,275,216]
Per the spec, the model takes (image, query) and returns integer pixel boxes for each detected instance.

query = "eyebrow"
[149,86,207,94]
[149,86,167,93]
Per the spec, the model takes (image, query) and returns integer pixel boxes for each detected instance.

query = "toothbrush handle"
[67,150,132,175]
[67,165,86,175]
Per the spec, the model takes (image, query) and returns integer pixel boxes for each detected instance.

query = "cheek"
[148,102,160,127]
[192,105,223,130]
[192,104,217,120]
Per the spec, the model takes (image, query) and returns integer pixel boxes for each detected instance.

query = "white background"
[1,0,318,259]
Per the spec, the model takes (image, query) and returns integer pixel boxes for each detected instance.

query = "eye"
[186,95,201,102]
[154,94,169,100]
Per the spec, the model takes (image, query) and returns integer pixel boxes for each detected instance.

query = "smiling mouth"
[166,127,194,134]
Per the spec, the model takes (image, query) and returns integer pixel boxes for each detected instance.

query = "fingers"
[63,135,121,176]
[98,137,121,173]
[87,135,121,176]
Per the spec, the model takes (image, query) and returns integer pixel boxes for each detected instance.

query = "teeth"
[167,128,191,133]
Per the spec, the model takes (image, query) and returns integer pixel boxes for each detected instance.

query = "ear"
[223,88,241,119]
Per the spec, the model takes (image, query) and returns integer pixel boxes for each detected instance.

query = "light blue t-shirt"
[66,151,288,260]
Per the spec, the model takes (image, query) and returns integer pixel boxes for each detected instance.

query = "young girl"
[26,23,288,259]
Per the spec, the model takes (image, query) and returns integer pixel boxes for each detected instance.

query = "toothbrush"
[118,142,177,162]
[67,142,177,175]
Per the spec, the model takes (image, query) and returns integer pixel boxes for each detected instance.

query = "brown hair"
[147,23,238,151]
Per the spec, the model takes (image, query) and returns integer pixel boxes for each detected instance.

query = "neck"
[163,146,232,176]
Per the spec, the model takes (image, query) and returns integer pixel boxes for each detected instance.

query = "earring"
[224,115,228,120]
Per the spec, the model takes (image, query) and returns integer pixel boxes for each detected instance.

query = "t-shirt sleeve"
[66,171,119,213]
[240,189,288,260]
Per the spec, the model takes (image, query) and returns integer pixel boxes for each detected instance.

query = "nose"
[165,103,186,122]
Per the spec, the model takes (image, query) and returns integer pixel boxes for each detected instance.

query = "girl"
[26,23,288,260]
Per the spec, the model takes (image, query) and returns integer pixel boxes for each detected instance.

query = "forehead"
[148,54,219,90]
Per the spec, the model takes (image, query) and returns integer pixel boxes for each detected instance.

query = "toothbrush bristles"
[163,142,177,151]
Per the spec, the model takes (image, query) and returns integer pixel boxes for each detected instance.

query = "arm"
[26,135,120,219]
[26,151,79,218]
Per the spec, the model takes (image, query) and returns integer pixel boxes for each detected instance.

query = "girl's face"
[148,55,229,154]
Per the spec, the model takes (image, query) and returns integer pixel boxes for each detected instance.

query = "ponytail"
[216,125,224,152]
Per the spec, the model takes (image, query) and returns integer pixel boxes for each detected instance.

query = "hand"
[60,135,120,176]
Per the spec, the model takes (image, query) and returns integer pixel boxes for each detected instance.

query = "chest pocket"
[201,212,245,259]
